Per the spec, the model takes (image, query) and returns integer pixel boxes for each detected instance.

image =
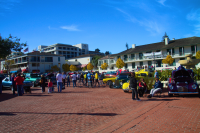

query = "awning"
[81,64,87,68]
[10,71,17,73]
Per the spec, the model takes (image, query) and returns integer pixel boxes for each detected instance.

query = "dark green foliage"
[91,55,102,68]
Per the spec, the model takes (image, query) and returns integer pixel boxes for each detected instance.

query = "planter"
[161,81,168,88]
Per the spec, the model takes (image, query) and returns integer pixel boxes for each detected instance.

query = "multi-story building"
[1,51,65,73]
[38,43,89,59]
[89,51,105,56]
[98,36,200,72]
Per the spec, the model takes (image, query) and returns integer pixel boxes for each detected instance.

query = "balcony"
[30,60,40,62]
[179,52,184,56]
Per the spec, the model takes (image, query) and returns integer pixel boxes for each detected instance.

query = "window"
[58,57,60,62]
[45,57,53,62]
[63,51,66,54]
[82,49,85,52]
[124,55,128,61]
[170,59,176,66]
[32,63,39,67]
[58,47,62,49]
[139,53,143,59]
[180,58,185,60]
[71,48,73,50]
[131,54,135,60]
[58,51,62,54]
[63,47,66,50]
[140,62,143,66]
[110,60,114,63]
[125,63,128,69]
[167,48,174,55]
[179,47,184,56]
[104,60,108,63]
[191,45,196,54]
[132,62,135,69]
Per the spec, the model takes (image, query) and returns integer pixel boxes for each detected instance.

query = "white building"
[1,51,65,73]
[38,43,89,60]
[98,36,200,73]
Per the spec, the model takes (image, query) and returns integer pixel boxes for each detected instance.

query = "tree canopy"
[91,55,102,68]
[116,57,125,69]
[0,34,27,59]
[51,65,60,72]
[62,63,70,72]
[70,65,77,71]
[95,48,100,52]
[105,51,110,55]
[196,50,200,59]
[101,63,108,70]
[162,55,174,65]
[87,62,94,70]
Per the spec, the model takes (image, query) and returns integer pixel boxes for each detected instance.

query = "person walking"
[40,75,46,93]
[14,73,24,96]
[56,72,63,92]
[80,73,84,86]
[48,79,53,94]
[84,73,87,86]
[66,73,70,87]
[11,74,16,95]
[99,72,105,86]
[130,72,140,101]
[87,72,92,87]
[94,72,99,87]
[62,72,66,89]
[72,73,77,88]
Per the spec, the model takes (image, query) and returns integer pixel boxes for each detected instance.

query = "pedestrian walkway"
[0,86,199,133]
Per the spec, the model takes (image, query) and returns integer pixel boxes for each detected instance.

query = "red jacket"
[48,82,53,87]
[139,82,147,88]
[14,76,24,85]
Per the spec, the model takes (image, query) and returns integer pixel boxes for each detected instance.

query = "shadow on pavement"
[142,98,180,101]
[0,112,118,116]
[62,91,93,93]
[0,93,17,102]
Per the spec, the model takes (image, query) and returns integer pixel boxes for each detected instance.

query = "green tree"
[101,63,108,70]
[62,63,70,72]
[70,65,77,71]
[87,62,94,70]
[91,55,102,68]
[105,51,110,55]
[95,48,100,52]
[51,65,59,72]
[82,67,86,71]
[0,34,27,59]
[162,55,174,65]
[196,50,200,59]
[116,57,125,69]
[3,59,14,74]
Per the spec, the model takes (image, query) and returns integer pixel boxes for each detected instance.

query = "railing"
[179,52,184,56]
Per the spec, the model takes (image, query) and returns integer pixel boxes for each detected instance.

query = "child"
[48,79,53,94]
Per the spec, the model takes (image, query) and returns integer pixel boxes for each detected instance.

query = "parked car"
[109,72,131,89]
[24,73,41,87]
[2,77,33,90]
[168,65,200,97]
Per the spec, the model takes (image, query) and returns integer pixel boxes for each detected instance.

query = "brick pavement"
[0,85,200,133]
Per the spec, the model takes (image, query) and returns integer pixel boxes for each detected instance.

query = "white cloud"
[0,0,21,15]
[115,8,163,35]
[187,9,200,34]
[48,26,58,30]
[157,0,166,6]
[60,25,81,31]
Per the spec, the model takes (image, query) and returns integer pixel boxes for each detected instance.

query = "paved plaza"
[0,85,200,133]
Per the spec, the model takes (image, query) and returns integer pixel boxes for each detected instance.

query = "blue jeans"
[0,84,2,94]
[57,82,62,92]
[17,85,22,96]
[73,80,76,87]
[67,80,70,87]
[21,85,24,94]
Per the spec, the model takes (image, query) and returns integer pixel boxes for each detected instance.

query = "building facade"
[1,51,65,73]
[38,43,89,59]
[98,36,200,73]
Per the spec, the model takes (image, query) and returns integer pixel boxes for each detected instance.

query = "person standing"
[66,73,70,87]
[62,72,66,89]
[41,75,46,93]
[94,72,99,87]
[14,73,24,96]
[72,73,77,88]
[48,79,53,94]
[56,72,63,92]
[0,76,2,94]
[154,70,159,79]
[138,78,147,97]
[11,74,16,95]
[84,73,87,86]
[80,73,84,86]
[130,72,140,101]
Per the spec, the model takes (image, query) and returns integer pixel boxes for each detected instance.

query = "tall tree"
[0,34,27,59]
[105,51,110,55]
[95,48,100,53]
[91,55,102,68]
[3,60,14,74]
[116,57,125,69]
[51,65,60,72]
[196,50,200,59]
[70,65,77,71]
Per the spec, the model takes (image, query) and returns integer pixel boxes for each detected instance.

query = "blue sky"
[0,0,200,54]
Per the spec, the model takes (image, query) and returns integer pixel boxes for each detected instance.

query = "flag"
[39,49,44,53]
[23,48,28,52]
[32,48,37,52]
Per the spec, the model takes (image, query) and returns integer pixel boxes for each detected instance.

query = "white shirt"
[56,73,63,82]
[72,74,77,81]
[62,74,66,79]
[77,74,80,78]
